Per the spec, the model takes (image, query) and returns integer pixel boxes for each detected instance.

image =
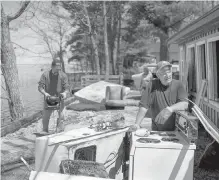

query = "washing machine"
[128,130,196,180]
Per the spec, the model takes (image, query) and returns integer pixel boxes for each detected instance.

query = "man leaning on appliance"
[130,61,188,132]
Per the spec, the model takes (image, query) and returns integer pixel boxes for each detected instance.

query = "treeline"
[1,1,216,120]
[60,1,213,75]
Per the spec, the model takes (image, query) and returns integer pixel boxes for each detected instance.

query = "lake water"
[1,64,51,126]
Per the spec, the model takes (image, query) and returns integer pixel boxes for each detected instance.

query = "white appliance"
[29,171,113,180]
[129,131,196,180]
[35,127,128,180]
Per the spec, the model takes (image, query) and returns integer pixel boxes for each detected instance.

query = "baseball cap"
[156,61,172,74]
[143,65,149,72]
[51,59,62,67]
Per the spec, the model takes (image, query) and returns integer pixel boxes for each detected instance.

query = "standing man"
[38,59,69,133]
[140,65,153,93]
[130,61,188,131]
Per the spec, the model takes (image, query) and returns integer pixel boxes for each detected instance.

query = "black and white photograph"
[1,1,219,180]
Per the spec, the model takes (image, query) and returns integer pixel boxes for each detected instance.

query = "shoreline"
[1,97,75,137]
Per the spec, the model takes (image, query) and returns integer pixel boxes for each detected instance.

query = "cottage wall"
[169,5,219,128]
[178,29,219,129]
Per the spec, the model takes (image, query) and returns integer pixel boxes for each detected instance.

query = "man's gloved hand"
[60,92,67,99]
[128,124,141,132]
[44,92,51,98]
[154,106,173,124]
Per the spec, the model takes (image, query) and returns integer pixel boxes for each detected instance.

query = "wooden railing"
[81,74,123,87]
[200,100,219,128]
[188,79,219,142]
[67,72,90,91]
[192,103,219,144]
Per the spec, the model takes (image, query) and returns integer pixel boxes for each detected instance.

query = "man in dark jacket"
[130,61,188,131]
[38,59,69,133]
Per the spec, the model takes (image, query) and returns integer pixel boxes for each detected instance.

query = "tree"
[1,1,30,120]
[127,1,211,61]
[108,1,124,75]
[62,1,101,75]
[83,2,101,75]
[103,1,110,78]
[62,1,129,75]
[62,1,212,77]
[24,2,73,72]
[66,28,95,73]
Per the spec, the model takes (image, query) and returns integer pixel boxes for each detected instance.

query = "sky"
[2,1,74,65]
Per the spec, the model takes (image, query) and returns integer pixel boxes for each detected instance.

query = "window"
[187,47,197,93]
[179,47,185,81]
[197,43,207,97]
[199,44,207,79]
[208,39,219,101]
[74,145,96,161]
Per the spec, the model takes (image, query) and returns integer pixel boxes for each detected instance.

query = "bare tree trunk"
[85,36,89,74]
[159,31,169,62]
[109,4,116,75]
[59,40,65,72]
[59,50,65,72]
[1,68,19,121]
[202,1,205,14]
[103,1,110,79]
[109,12,115,75]
[113,36,118,74]
[1,3,29,120]
[90,40,95,74]
[80,59,83,72]
[59,25,65,72]
[86,56,88,74]
[211,1,215,8]
[83,2,100,75]
[116,10,122,75]
[113,5,121,75]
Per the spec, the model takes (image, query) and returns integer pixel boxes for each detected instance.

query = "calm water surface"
[1,64,50,125]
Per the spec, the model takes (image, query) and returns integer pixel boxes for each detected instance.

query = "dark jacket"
[38,70,69,95]
[139,78,188,131]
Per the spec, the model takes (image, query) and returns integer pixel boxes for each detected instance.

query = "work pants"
[42,100,64,132]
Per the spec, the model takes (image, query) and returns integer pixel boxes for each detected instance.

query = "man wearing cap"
[130,61,188,131]
[38,59,69,133]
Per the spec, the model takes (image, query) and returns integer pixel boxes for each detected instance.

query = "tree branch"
[12,42,44,54]
[27,55,51,59]
[7,1,31,22]
[24,1,40,21]
[76,14,89,28]
[167,13,193,29]
[0,96,9,101]
[43,35,55,58]
[1,84,6,91]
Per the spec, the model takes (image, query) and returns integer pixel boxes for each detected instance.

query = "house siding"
[169,5,219,128]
